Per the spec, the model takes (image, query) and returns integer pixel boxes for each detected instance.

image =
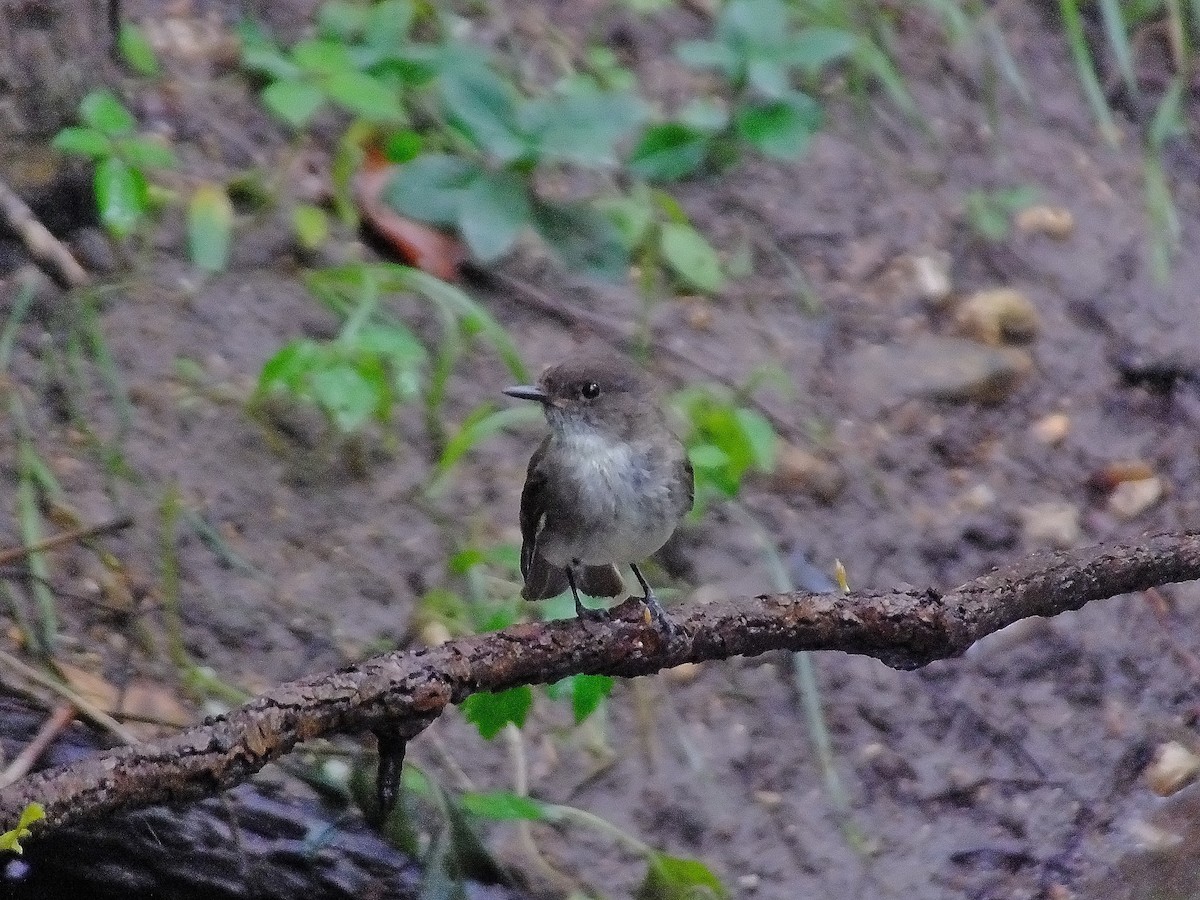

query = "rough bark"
[4,532,1200,837]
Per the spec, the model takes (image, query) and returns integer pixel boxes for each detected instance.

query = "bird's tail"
[578,564,623,598]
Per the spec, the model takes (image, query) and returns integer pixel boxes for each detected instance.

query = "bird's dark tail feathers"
[521,556,624,601]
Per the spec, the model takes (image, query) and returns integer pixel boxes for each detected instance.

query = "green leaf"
[80,89,137,136]
[597,193,654,250]
[324,69,405,123]
[678,98,730,132]
[439,68,527,162]
[292,38,356,75]
[118,22,160,76]
[317,0,369,39]
[675,40,738,74]
[522,88,647,168]
[241,43,302,80]
[688,443,730,470]
[0,803,45,855]
[630,123,711,181]
[660,222,724,293]
[384,129,423,163]
[116,135,178,169]
[532,201,629,280]
[262,78,326,128]
[94,156,149,238]
[385,153,478,226]
[746,57,790,98]
[460,791,549,822]
[718,0,790,52]
[52,127,111,159]
[259,339,321,393]
[354,323,427,397]
[785,26,858,72]
[292,203,330,250]
[187,184,234,273]
[637,852,727,900]
[311,360,389,432]
[549,673,615,723]
[461,685,533,739]
[734,92,822,159]
[458,170,531,262]
[734,408,777,471]
[366,0,416,47]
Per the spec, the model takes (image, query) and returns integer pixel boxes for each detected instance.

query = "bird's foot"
[574,596,610,625]
[640,589,680,641]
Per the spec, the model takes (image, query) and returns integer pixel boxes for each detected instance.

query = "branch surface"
[6,532,1200,832]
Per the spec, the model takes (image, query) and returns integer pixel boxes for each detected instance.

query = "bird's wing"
[519,436,552,581]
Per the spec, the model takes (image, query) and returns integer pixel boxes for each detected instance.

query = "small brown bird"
[503,352,693,630]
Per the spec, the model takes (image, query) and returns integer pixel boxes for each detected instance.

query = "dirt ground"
[4,0,1200,897]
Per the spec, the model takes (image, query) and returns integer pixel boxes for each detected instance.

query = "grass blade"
[1058,0,1119,145]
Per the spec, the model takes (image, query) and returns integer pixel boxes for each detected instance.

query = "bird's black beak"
[503,385,549,404]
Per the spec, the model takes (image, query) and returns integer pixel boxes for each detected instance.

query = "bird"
[503,351,693,632]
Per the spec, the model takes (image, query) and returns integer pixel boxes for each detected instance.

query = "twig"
[0,703,75,788]
[0,648,139,745]
[0,175,90,288]
[0,515,134,567]
[4,532,1200,832]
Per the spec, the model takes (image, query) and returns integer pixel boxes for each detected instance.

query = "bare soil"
[4,1,1200,898]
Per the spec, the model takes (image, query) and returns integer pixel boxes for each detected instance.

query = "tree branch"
[5,532,1200,834]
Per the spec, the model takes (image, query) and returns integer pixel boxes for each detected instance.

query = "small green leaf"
[262,78,326,128]
[291,38,356,75]
[461,685,533,739]
[94,156,149,238]
[241,43,301,80]
[660,223,724,293]
[597,193,654,250]
[80,89,137,136]
[785,26,858,72]
[734,92,822,159]
[549,673,616,723]
[532,201,629,279]
[458,170,531,262]
[116,135,178,169]
[118,22,160,76]
[460,791,548,822]
[637,852,727,900]
[734,408,777,471]
[522,88,648,168]
[324,69,405,123]
[292,203,330,250]
[366,0,416,47]
[384,129,423,163]
[385,153,478,226]
[688,443,730,470]
[187,184,234,273]
[0,803,45,855]
[630,123,711,181]
[746,57,789,98]
[439,68,527,162]
[312,360,388,432]
[259,339,321,392]
[51,127,111,159]
[317,0,369,39]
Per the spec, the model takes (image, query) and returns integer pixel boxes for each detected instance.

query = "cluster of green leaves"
[672,385,778,516]
[634,0,856,179]
[52,90,176,240]
[254,262,526,443]
[0,803,45,855]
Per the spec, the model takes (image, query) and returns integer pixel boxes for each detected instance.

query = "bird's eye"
[581,382,601,400]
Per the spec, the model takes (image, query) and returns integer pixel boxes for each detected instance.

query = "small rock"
[1015,205,1075,240]
[1032,413,1070,446]
[960,483,996,511]
[774,444,847,503]
[665,661,702,684]
[1020,501,1081,548]
[1089,460,1155,491]
[1147,741,1200,797]
[843,336,1034,414]
[1108,477,1164,521]
[737,874,761,892]
[955,288,1040,345]
[909,251,952,306]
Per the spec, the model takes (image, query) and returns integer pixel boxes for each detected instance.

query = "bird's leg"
[631,563,678,638]
[566,567,606,622]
